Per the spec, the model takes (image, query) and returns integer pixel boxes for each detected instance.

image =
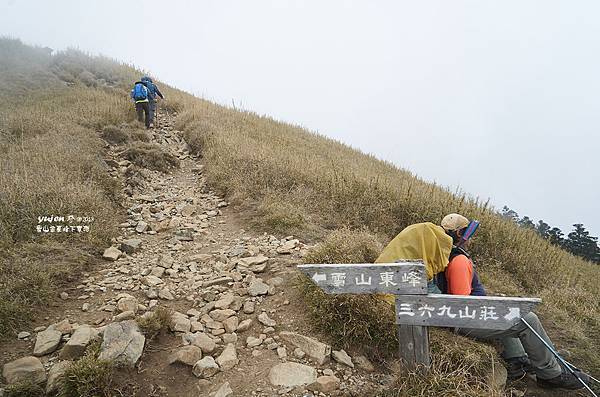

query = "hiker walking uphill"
[375,216,592,391]
[130,80,152,129]
[140,76,164,126]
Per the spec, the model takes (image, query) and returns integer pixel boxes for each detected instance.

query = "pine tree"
[565,224,600,263]
[536,220,551,239]
[518,216,535,230]
[547,227,565,247]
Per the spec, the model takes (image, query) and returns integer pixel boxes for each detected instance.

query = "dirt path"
[0,113,384,397]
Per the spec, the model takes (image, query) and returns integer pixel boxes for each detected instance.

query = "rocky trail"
[0,113,386,396]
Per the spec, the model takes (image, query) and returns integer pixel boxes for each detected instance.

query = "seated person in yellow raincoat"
[374,219,589,391]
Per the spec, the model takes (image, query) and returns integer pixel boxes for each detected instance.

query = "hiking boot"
[505,356,535,380]
[537,368,590,390]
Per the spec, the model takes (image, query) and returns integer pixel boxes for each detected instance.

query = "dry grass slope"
[1,37,598,396]
[0,38,182,337]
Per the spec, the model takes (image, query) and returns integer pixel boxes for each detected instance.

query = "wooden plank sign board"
[297,262,427,295]
[395,294,541,330]
[299,261,542,372]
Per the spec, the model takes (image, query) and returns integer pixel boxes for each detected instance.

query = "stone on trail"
[214,381,233,397]
[181,204,196,217]
[120,238,142,254]
[59,326,96,360]
[46,360,72,394]
[192,356,219,379]
[276,239,298,254]
[150,266,165,277]
[222,333,238,344]
[246,336,262,348]
[191,321,204,332]
[143,275,163,286]
[190,333,216,354]
[168,345,203,366]
[243,300,256,314]
[17,331,30,340]
[308,375,341,393]
[248,279,269,296]
[158,254,174,268]
[268,362,317,387]
[2,356,46,385]
[277,346,287,359]
[117,295,138,313]
[102,246,122,261]
[159,288,175,300]
[223,316,238,333]
[279,331,331,365]
[237,319,252,332]
[332,349,354,368]
[216,343,239,371]
[115,311,135,321]
[258,312,276,327]
[170,315,191,333]
[98,320,145,367]
[213,293,235,309]
[135,220,148,233]
[202,276,233,287]
[209,309,235,322]
[48,319,74,335]
[237,255,269,267]
[33,328,62,356]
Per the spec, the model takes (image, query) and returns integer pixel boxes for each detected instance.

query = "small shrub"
[379,329,503,397]
[136,306,171,341]
[4,381,45,397]
[304,228,382,264]
[181,119,218,155]
[128,129,150,142]
[123,142,179,172]
[100,125,128,145]
[256,198,306,234]
[58,341,114,397]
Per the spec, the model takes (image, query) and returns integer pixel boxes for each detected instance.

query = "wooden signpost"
[298,261,541,371]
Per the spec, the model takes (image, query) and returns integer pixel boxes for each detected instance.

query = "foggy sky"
[1,0,599,236]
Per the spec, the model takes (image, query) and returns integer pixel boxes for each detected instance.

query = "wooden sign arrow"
[297,261,427,295]
[395,294,542,330]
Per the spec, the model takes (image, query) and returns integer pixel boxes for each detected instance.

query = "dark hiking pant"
[148,99,156,124]
[456,312,561,379]
[135,102,151,129]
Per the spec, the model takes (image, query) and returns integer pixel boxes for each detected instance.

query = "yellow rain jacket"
[375,222,452,305]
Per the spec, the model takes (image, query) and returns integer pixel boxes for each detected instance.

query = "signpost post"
[298,261,541,371]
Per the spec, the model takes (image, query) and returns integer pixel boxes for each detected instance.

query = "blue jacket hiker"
[140,76,164,124]
[130,81,152,129]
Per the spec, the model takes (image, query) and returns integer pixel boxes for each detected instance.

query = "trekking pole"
[520,317,598,397]
[155,101,159,129]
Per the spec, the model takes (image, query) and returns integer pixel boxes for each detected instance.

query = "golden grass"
[0,38,140,337]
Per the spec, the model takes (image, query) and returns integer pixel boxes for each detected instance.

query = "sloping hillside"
[0,38,598,397]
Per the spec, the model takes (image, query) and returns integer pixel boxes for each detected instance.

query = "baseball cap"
[441,213,469,232]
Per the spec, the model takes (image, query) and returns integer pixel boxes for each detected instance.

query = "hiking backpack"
[141,77,156,95]
[133,83,148,101]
